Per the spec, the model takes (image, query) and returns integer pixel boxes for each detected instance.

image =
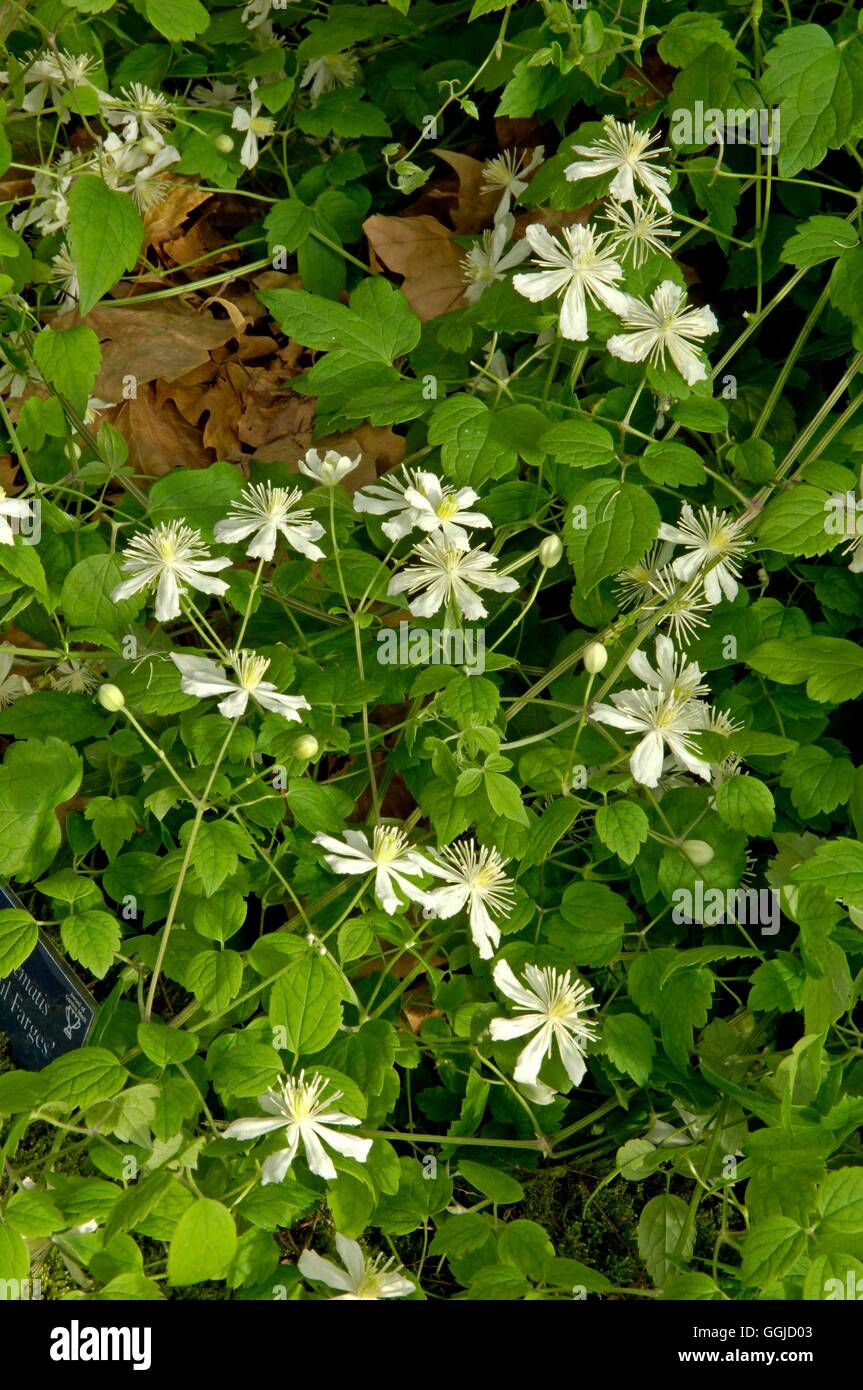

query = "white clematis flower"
[387,537,518,620]
[103,83,172,142]
[50,659,100,694]
[489,960,598,1089]
[462,214,532,302]
[591,683,711,788]
[564,117,672,210]
[172,650,310,721]
[423,840,515,960]
[231,80,275,170]
[224,1071,371,1183]
[402,474,492,550]
[658,503,750,605]
[353,467,428,540]
[513,222,630,341]
[298,448,361,487]
[313,825,438,915]
[607,280,718,385]
[298,1234,415,1301]
[111,521,232,622]
[21,49,105,121]
[481,146,545,221]
[0,652,31,708]
[0,486,34,545]
[214,482,325,562]
[604,196,679,268]
[242,0,300,28]
[627,634,708,702]
[300,52,359,103]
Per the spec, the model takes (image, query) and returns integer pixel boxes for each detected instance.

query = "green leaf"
[67,177,144,316]
[638,442,706,487]
[268,949,344,1056]
[259,275,418,365]
[439,675,500,728]
[498,1219,554,1279]
[85,796,139,861]
[60,910,120,979]
[41,1048,128,1111]
[791,837,863,907]
[740,1216,806,1287]
[567,481,660,595]
[167,1198,237,1286]
[0,738,82,879]
[287,779,354,833]
[296,91,390,139]
[602,1013,655,1085]
[595,801,649,864]
[715,776,775,837]
[430,1212,493,1257]
[137,1022,197,1069]
[5,1189,64,1237]
[148,461,246,543]
[521,799,580,869]
[829,244,863,331]
[427,395,516,489]
[458,1159,524,1205]
[0,908,38,977]
[0,1225,29,1283]
[31,326,102,416]
[757,485,834,556]
[780,746,854,819]
[540,419,616,470]
[657,970,714,1071]
[211,1042,282,1099]
[190,821,253,897]
[554,881,634,965]
[657,13,736,67]
[746,637,863,703]
[749,957,805,1013]
[264,198,315,256]
[730,438,775,484]
[0,541,48,602]
[377,1157,453,1235]
[817,1168,863,1234]
[483,770,528,825]
[780,216,858,269]
[60,553,147,634]
[637,1194,693,1288]
[144,0,209,40]
[0,692,107,744]
[668,396,728,432]
[185,949,243,1013]
[762,26,863,178]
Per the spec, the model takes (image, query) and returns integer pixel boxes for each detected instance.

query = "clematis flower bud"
[681,839,714,866]
[539,535,563,567]
[292,734,319,760]
[97,684,126,711]
[583,641,608,674]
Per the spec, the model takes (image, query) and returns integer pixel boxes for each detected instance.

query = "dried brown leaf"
[362,214,466,320]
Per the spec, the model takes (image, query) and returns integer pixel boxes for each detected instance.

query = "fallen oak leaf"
[74,305,238,404]
[363,213,467,320]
